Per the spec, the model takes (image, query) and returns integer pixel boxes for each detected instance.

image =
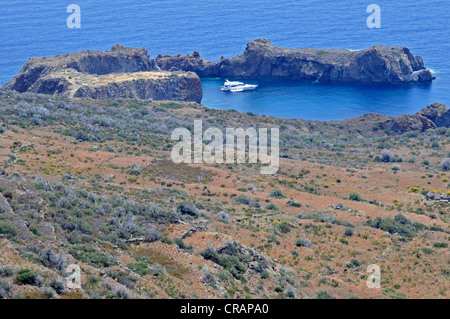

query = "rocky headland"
[2,44,203,103]
[156,39,435,84]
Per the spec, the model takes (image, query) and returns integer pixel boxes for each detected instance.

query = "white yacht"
[221,79,258,92]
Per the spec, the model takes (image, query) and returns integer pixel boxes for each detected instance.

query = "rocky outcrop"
[156,39,435,84]
[156,51,221,78]
[417,103,450,128]
[2,45,202,103]
[379,103,449,133]
[380,114,436,134]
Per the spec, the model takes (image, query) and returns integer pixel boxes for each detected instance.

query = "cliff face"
[72,71,202,102]
[2,45,202,103]
[156,39,435,84]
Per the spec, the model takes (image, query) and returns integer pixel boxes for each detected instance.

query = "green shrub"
[15,269,42,286]
[287,200,301,207]
[160,236,173,245]
[200,248,220,264]
[346,259,361,268]
[295,238,311,247]
[265,203,279,211]
[0,186,13,199]
[278,222,291,233]
[349,192,363,202]
[316,290,335,299]
[174,238,193,252]
[274,286,283,293]
[269,189,286,198]
[0,278,12,298]
[422,248,435,254]
[177,202,199,217]
[0,266,13,278]
[441,159,450,171]
[220,255,246,277]
[200,244,250,281]
[159,102,184,109]
[29,223,39,236]
[234,195,253,205]
[370,214,424,238]
[344,228,354,237]
[49,278,66,294]
[433,242,448,248]
[145,229,162,243]
[68,246,114,267]
[0,222,18,238]
[127,263,154,276]
[106,269,137,288]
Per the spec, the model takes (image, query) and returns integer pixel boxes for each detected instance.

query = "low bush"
[174,238,193,252]
[441,159,450,171]
[269,189,286,199]
[68,246,114,267]
[0,222,18,238]
[370,214,425,238]
[344,228,354,237]
[295,238,312,248]
[287,200,301,207]
[265,203,279,211]
[49,278,67,294]
[0,279,12,298]
[177,202,199,217]
[0,266,13,278]
[145,229,162,243]
[39,248,66,271]
[316,290,335,299]
[15,269,43,286]
[349,192,364,202]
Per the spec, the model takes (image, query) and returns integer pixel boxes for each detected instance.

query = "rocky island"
[2,44,203,103]
[156,39,435,84]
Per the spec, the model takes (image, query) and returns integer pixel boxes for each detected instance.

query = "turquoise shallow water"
[0,0,449,120]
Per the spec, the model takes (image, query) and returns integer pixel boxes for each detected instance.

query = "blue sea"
[0,0,449,120]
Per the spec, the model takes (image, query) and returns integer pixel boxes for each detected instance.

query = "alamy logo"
[366,264,381,289]
[171,120,280,174]
[65,264,82,289]
[367,4,381,29]
[66,4,81,29]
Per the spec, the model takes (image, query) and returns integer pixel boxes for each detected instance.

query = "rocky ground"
[0,91,448,299]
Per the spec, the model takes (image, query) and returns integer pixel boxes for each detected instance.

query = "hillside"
[0,91,448,299]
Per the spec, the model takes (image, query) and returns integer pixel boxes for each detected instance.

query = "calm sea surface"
[0,0,449,120]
